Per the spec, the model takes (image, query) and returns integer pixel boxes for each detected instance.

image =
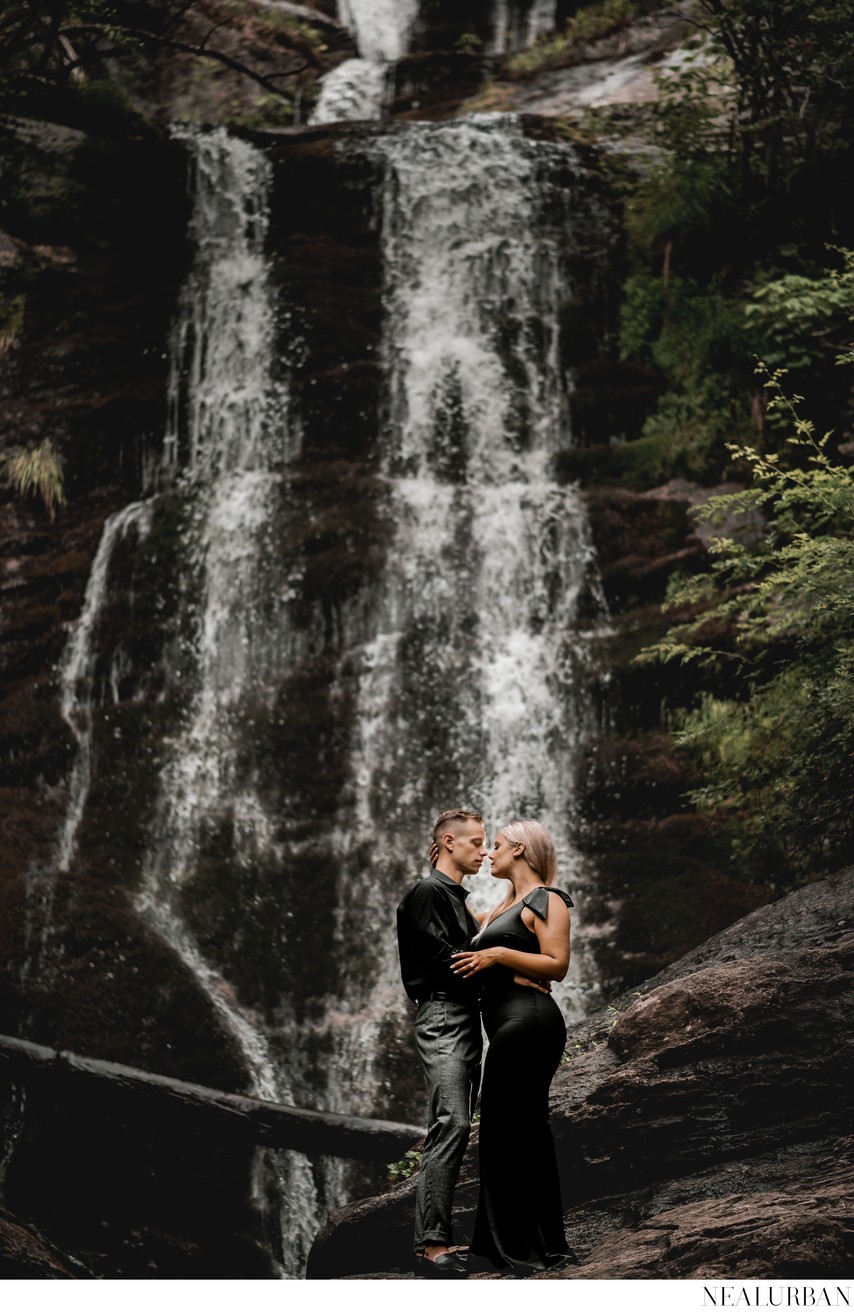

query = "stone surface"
[307,868,854,1278]
[572,478,772,993]
[0,1207,83,1278]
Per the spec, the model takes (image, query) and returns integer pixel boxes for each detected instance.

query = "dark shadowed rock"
[307,867,854,1278]
[0,1207,85,1278]
[544,1147,854,1280]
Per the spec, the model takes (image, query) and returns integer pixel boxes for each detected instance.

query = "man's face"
[449,820,488,875]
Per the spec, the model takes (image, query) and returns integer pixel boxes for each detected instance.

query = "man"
[396,808,550,1279]
[396,808,486,1279]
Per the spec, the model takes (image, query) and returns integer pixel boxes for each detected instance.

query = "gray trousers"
[413,998,483,1251]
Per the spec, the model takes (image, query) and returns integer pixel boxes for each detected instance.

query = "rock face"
[307,866,854,1278]
[0,1207,84,1279]
[573,478,774,993]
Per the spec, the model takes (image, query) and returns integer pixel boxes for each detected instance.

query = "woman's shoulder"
[521,886,574,919]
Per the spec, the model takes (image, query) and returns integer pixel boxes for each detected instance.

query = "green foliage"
[638,364,854,883]
[622,158,731,257]
[649,37,734,164]
[505,0,635,78]
[454,32,483,55]
[617,272,754,482]
[1,438,67,520]
[745,248,854,374]
[620,274,748,381]
[613,0,854,490]
[671,659,854,882]
[687,0,854,196]
[387,1148,421,1185]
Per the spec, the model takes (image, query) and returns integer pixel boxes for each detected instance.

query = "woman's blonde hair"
[479,819,559,931]
[500,819,558,887]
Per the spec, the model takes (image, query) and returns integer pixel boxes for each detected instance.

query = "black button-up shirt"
[396,868,480,1006]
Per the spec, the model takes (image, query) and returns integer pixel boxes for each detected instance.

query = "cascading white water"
[337,0,420,62]
[135,126,319,1278]
[490,0,559,56]
[311,59,388,124]
[344,116,607,1032]
[310,0,419,124]
[18,500,153,1013]
[30,108,613,1277]
[56,501,153,875]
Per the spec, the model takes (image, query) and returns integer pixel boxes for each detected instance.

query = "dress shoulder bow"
[521,886,574,919]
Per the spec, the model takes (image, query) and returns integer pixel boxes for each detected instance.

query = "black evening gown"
[469,886,573,1274]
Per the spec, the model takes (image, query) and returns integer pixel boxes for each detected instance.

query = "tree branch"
[61,22,311,95]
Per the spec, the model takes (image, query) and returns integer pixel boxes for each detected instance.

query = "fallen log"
[0,1033,424,1164]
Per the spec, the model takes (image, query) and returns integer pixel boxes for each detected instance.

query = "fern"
[2,439,67,520]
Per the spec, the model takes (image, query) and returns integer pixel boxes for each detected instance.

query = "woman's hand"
[451,948,502,977]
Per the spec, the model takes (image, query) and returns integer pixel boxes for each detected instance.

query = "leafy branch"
[636,353,854,883]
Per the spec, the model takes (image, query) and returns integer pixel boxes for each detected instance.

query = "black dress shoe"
[413,1252,469,1279]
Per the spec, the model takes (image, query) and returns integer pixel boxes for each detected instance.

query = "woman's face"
[488,831,520,880]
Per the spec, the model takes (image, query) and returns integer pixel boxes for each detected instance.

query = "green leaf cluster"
[612,0,854,489]
[618,271,754,482]
[387,1148,421,1186]
[639,360,854,884]
[745,249,854,374]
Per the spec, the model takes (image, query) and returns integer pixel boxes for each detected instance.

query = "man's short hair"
[432,808,484,847]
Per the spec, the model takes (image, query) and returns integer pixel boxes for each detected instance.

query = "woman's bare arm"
[451,896,570,983]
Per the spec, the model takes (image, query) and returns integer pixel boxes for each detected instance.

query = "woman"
[451,819,575,1277]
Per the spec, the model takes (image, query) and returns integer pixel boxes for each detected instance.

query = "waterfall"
[133,115,610,1274]
[56,502,154,875]
[25,103,613,1275]
[135,126,319,1277]
[348,115,606,1022]
[16,499,155,1010]
[337,0,420,62]
[310,0,419,124]
[490,0,559,55]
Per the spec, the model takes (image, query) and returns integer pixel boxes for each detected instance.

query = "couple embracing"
[396,808,577,1280]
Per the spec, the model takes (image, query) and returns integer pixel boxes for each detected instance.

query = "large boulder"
[307,866,854,1278]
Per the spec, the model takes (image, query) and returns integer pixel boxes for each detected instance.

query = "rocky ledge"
[0,1207,85,1278]
[308,867,854,1279]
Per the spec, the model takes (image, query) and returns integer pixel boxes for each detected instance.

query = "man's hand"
[429,841,439,868]
[513,973,551,995]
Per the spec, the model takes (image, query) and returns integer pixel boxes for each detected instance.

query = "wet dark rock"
[389,54,487,121]
[0,1206,84,1278]
[571,477,769,989]
[537,1150,854,1279]
[475,2,698,120]
[307,868,854,1278]
[0,117,188,935]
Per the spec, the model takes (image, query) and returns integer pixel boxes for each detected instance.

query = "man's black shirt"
[396,868,480,1006]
